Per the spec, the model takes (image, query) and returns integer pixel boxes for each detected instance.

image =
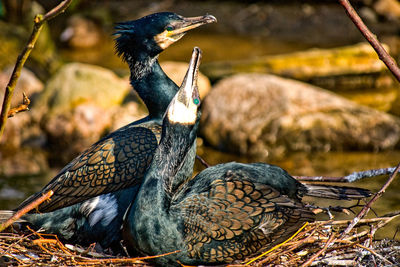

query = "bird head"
[114,12,216,61]
[166,46,202,126]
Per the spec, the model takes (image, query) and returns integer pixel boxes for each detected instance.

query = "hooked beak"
[166,14,217,38]
[156,14,216,49]
[167,47,202,124]
[179,47,201,107]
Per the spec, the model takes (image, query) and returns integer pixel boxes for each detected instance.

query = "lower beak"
[167,14,217,37]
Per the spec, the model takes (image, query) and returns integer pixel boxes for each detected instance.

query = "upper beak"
[179,47,202,106]
[167,14,217,37]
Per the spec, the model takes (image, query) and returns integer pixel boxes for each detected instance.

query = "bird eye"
[193,98,200,105]
[166,26,174,31]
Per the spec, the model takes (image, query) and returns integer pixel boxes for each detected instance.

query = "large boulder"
[201,43,400,113]
[200,74,400,160]
[34,63,132,164]
[35,62,130,115]
[0,68,48,177]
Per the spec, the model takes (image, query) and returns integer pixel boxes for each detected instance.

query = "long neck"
[128,54,179,120]
[139,121,197,209]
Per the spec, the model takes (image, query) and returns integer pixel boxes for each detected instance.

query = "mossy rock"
[35,62,131,116]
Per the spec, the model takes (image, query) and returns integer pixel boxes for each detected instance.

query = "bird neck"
[128,54,178,120]
[138,121,198,211]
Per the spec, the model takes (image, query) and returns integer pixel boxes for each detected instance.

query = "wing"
[18,125,160,213]
[175,171,315,263]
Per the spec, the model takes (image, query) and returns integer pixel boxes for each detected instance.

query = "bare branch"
[294,166,396,182]
[7,92,30,117]
[0,190,53,232]
[340,162,400,237]
[196,155,211,168]
[0,0,73,139]
[338,0,400,82]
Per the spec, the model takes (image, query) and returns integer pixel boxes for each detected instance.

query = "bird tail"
[0,210,26,223]
[301,184,371,200]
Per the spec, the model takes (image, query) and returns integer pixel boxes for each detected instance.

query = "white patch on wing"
[80,194,118,227]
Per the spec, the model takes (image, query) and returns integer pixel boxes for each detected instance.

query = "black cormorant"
[4,12,216,252]
[123,47,371,266]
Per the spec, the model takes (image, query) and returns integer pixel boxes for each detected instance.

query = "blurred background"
[1,0,400,239]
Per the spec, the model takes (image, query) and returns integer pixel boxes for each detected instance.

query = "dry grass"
[242,213,400,266]
[1,214,399,266]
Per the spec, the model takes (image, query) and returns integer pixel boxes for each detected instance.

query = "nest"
[1,213,399,266]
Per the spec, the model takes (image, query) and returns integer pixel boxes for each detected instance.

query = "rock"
[0,68,47,176]
[35,62,130,116]
[43,101,149,165]
[0,67,44,107]
[43,104,114,164]
[200,74,400,160]
[201,43,387,81]
[0,107,48,177]
[34,62,131,164]
[60,15,103,49]
[160,61,212,99]
[110,101,148,131]
[338,87,398,112]
[374,0,400,20]
[390,87,400,116]
[201,43,400,112]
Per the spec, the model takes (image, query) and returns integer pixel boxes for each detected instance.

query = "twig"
[77,249,181,264]
[338,0,400,82]
[245,222,309,265]
[294,166,396,182]
[301,233,336,267]
[341,163,400,237]
[7,92,30,117]
[196,155,211,168]
[0,0,73,139]
[356,244,393,265]
[0,190,53,232]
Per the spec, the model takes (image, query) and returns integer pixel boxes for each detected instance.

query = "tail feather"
[302,184,371,200]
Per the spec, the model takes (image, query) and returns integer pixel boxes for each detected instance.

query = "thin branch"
[0,0,73,139]
[340,163,400,237]
[7,92,30,117]
[338,0,400,82]
[294,166,396,182]
[0,190,53,232]
[196,155,211,168]
[356,244,393,265]
[301,233,336,267]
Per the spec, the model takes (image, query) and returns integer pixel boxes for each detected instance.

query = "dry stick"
[0,190,53,232]
[301,233,336,267]
[294,166,396,182]
[0,0,73,139]
[338,0,400,82]
[356,244,393,265]
[77,250,181,264]
[7,92,30,117]
[196,155,211,168]
[340,163,400,238]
